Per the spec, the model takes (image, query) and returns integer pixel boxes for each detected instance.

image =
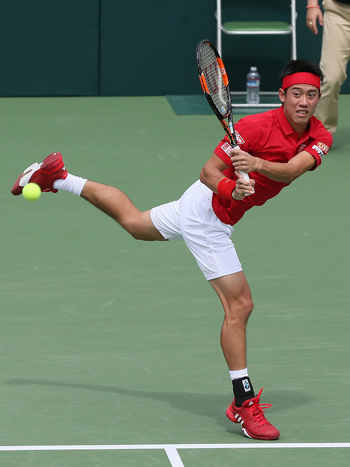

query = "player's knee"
[240,296,254,320]
[226,296,254,324]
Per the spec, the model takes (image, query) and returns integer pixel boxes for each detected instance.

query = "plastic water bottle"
[246,67,260,104]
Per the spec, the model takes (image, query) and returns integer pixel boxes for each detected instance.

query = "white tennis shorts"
[150,180,242,281]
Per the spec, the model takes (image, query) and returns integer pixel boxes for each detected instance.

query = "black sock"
[232,377,255,407]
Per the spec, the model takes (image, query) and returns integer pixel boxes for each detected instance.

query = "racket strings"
[200,43,230,116]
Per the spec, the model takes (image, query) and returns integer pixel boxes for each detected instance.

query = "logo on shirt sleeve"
[221,142,232,155]
[235,130,245,145]
[312,142,329,158]
[220,131,245,155]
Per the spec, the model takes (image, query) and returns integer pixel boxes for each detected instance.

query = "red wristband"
[217,178,236,200]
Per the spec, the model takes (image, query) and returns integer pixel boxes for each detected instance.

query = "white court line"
[0,443,349,451]
[164,447,185,467]
[1,443,349,467]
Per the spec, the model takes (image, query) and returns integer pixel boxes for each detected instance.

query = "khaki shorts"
[150,180,242,280]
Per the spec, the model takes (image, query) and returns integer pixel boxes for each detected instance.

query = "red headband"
[282,72,321,91]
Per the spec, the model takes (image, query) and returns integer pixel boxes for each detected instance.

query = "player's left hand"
[229,147,260,174]
[233,171,255,199]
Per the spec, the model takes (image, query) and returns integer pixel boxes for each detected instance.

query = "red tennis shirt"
[212,106,333,225]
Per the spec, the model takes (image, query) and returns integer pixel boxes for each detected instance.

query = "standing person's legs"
[316,0,350,132]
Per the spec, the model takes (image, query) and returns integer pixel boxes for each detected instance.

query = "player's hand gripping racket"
[196,39,250,183]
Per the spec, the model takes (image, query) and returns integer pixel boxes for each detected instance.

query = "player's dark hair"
[280,59,324,88]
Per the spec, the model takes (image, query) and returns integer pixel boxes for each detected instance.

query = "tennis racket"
[196,39,249,182]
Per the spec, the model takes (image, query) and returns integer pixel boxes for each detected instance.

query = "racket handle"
[231,144,251,187]
[231,144,249,181]
[240,171,250,181]
[239,171,252,197]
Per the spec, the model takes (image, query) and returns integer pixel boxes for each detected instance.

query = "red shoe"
[226,388,280,440]
[11,152,68,195]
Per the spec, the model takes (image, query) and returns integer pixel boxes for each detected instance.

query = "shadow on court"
[6,378,315,432]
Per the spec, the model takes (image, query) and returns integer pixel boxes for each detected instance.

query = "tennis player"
[11,59,332,440]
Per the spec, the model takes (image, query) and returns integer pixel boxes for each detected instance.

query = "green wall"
[0,0,347,96]
[0,0,99,96]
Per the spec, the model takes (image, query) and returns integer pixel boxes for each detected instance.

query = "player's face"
[279,84,321,132]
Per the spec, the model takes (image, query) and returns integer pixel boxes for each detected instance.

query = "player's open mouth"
[296,110,308,115]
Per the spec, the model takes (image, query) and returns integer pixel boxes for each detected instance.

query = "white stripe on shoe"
[19,163,42,187]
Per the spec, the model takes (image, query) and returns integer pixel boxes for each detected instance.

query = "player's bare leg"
[11,153,166,242]
[81,181,167,242]
[211,271,280,440]
[209,271,253,371]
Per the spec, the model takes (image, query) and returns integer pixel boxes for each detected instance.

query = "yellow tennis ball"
[22,183,41,201]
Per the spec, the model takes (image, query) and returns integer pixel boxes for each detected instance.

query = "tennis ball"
[22,183,41,201]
